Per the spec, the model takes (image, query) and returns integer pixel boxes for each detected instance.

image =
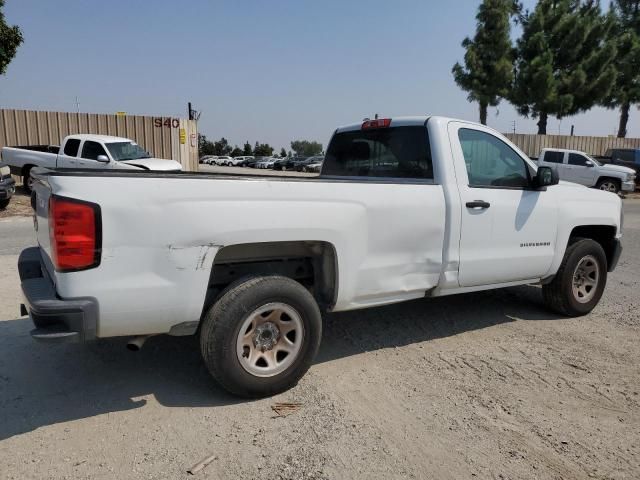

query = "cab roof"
[65,134,133,144]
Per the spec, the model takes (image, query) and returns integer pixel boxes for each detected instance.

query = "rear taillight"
[362,118,391,129]
[49,196,101,272]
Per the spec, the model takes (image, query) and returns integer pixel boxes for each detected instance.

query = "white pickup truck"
[537,148,636,194]
[1,134,182,192]
[19,116,623,397]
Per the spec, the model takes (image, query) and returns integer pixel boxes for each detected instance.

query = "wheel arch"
[569,225,618,269]
[202,240,338,317]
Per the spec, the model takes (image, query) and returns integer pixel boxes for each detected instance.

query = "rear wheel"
[542,238,607,316]
[200,275,322,398]
[596,178,620,194]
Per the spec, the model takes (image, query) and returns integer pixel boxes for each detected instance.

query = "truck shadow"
[0,284,558,441]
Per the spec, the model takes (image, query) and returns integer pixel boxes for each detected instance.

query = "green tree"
[254,142,274,156]
[603,0,640,137]
[279,147,287,158]
[290,140,323,157]
[512,0,616,134]
[452,0,518,125]
[198,134,215,156]
[213,137,232,156]
[0,0,23,76]
[243,141,253,156]
[230,146,243,157]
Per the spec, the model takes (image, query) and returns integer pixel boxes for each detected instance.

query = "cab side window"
[568,153,589,166]
[543,151,564,163]
[458,129,530,188]
[81,141,107,161]
[63,139,81,157]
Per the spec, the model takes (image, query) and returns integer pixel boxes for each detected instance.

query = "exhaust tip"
[126,335,151,351]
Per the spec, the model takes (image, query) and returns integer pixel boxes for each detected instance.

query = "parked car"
[256,157,277,169]
[0,163,15,209]
[295,155,323,171]
[210,156,232,166]
[20,116,623,398]
[538,148,635,194]
[303,158,324,173]
[200,155,216,164]
[273,156,306,171]
[2,134,183,192]
[231,156,254,167]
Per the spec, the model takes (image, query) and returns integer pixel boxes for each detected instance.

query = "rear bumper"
[608,239,622,272]
[0,176,15,199]
[622,180,635,192]
[19,247,98,343]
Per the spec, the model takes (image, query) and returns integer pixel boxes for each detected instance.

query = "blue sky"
[0,0,630,151]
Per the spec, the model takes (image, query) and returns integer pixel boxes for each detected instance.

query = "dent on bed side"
[167,243,223,271]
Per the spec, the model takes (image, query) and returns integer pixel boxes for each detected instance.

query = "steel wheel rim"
[26,176,34,191]
[600,181,617,192]
[236,302,304,377]
[572,255,600,303]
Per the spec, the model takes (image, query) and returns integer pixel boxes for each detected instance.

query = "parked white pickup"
[537,148,635,193]
[20,116,623,397]
[1,134,182,192]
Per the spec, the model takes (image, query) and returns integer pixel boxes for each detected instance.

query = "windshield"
[106,142,151,161]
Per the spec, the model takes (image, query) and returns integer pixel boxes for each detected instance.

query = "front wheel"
[542,238,608,316]
[596,178,621,194]
[200,275,322,398]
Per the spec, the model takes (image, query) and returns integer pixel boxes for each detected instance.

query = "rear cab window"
[543,150,564,163]
[63,138,81,157]
[322,125,433,179]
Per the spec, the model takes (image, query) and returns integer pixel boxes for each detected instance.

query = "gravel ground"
[0,200,639,480]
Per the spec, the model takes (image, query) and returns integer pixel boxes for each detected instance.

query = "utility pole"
[74,96,80,114]
[188,102,193,120]
[511,120,516,134]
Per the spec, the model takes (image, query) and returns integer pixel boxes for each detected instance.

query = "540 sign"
[153,118,180,128]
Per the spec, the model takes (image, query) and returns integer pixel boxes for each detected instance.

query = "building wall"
[0,109,198,171]
[505,133,640,158]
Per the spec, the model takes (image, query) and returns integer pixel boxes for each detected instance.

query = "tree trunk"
[617,102,630,138]
[479,102,488,125]
[537,112,548,135]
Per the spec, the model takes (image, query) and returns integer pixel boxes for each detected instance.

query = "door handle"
[466,200,490,209]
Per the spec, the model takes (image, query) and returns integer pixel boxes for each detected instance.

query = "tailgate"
[32,175,55,277]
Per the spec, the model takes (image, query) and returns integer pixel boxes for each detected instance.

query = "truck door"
[77,141,112,169]
[448,123,558,287]
[565,153,597,186]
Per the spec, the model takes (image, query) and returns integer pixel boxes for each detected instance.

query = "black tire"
[200,275,322,398]
[542,238,608,317]
[596,177,621,194]
[23,166,34,194]
[0,198,9,210]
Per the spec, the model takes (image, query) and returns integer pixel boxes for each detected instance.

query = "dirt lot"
[0,198,639,479]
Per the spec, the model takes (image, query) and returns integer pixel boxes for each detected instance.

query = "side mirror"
[585,160,594,167]
[535,166,559,189]
[96,155,109,163]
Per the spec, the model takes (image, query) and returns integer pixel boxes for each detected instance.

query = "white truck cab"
[538,148,635,193]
